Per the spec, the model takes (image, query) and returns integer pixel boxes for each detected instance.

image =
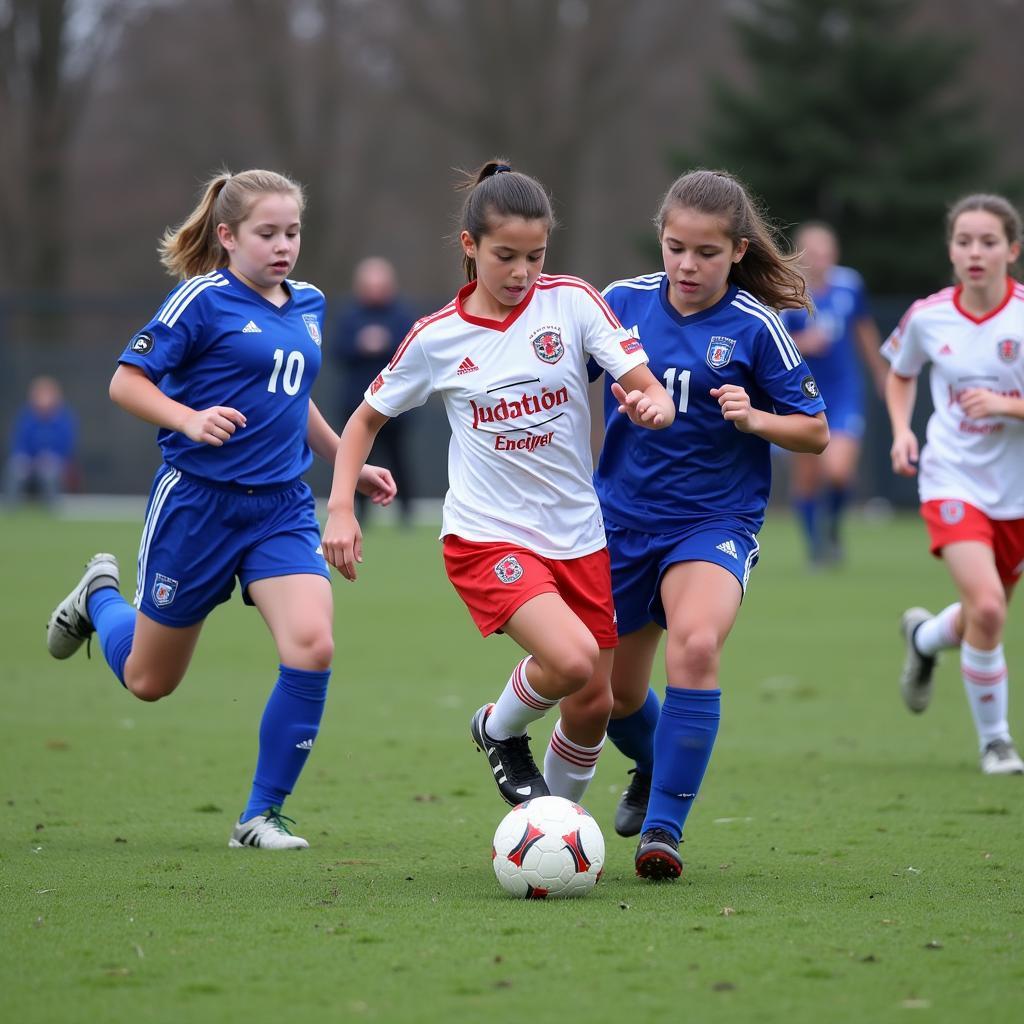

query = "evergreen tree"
[676,0,1004,294]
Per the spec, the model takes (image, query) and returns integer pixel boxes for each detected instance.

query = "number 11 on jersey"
[662,366,691,413]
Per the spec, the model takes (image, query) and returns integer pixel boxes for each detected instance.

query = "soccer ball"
[492,795,605,899]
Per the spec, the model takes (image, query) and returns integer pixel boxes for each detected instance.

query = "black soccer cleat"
[470,703,550,807]
[635,828,683,881]
[614,768,652,837]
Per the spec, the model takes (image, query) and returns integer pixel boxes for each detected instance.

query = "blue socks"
[86,587,136,686]
[642,686,721,842]
[606,687,660,775]
[242,665,330,821]
[793,496,820,560]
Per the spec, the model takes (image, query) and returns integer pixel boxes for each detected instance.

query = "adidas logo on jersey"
[716,539,738,559]
[242,320,262,333]
[938,343,953,355]
[295,738,315,750]
[457,356,479,375]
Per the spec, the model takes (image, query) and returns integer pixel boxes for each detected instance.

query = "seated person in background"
[5,375,78,508]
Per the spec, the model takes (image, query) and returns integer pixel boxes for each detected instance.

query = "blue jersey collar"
[659,278,738,327]
[221,268,294,314]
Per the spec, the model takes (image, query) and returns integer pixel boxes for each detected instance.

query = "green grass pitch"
[2,510,1021,1023]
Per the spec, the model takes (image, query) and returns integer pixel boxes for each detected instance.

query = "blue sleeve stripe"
[157,273,228,328]
[732,293,801,370]
[601,273,663,298]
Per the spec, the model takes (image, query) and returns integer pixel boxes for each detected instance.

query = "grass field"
[2,509,1022,1024]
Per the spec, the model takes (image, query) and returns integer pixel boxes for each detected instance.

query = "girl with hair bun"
[324,159,674,810]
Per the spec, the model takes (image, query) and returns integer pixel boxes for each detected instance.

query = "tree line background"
[2,0,1022,499]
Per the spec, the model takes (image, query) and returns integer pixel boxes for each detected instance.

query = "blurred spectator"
[5,376,79,508]
[333,257,416,524]
[781,223,888,567]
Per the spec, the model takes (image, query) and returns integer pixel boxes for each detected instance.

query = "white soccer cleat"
[229,809,309,850]
[899,607,937,713]
[45,553,120,659]
[980,739,1024,776]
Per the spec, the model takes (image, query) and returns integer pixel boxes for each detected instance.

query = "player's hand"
[890,429,919,476]
[959,387,1006,419]
[322,510,363,581]
[356,464,397,506]
[711,384,759,433]
[610,381,668,427]
[181,406,247,446]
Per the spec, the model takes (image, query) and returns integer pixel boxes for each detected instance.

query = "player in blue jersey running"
[45,169,395,850]
[588,169,829,880]
[781,223,887,567]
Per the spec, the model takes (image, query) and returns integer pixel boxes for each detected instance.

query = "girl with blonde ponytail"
[45,169,397,851]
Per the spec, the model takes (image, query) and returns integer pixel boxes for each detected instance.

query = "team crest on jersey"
[997,338,1020,364]
[531,328,564,364]
[939,500,965,525]
[706,336,736,369]
[152,573,179,607]
[493,554,525,584]
[801,375,820,400]
[130,332,154,355]
[302,314,322,345]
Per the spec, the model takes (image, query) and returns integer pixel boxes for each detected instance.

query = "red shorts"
[442,536,618,648]
[921,499,1024,585]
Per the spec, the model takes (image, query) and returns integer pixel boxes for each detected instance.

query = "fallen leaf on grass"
[720,907,736,916]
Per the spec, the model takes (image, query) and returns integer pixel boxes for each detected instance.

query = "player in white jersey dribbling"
[884,192,1024,775]
[323,160,675,809]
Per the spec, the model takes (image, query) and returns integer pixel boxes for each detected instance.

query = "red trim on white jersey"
[389,302,457,369]
[897,287,955,333]
[536,274,623,328]
[952,277,1015,325]
[455,280,537,332]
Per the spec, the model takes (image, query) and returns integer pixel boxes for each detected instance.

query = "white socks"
[915,603,962,656]
[543,719,604,802]
[961,642,1011,750]
[486,656,557,740]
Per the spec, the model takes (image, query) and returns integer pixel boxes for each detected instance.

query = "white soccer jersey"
[882,279,1024,518]
[364,274,647,557]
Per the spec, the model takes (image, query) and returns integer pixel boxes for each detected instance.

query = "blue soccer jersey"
[780,266,869,413]
[118,269,325,487]
[594,275,825,532]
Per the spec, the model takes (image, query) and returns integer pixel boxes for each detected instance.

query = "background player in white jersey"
[323,159,674,809]
[45,170,396,849]
[885,193,1024,776]
[781,223,887,567]
[593,170,829,880]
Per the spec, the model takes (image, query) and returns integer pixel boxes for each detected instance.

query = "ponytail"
[159,168,305,280]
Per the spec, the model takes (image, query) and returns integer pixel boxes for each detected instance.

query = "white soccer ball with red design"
[492,795,605,898]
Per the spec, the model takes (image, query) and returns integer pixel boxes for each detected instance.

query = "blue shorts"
[606,518,760,634]
[133,465,330,627]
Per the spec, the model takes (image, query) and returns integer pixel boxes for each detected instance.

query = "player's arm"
[711,384,829,453]
[885,371,919,476]
[323,401,391,581]
[308,398,397,505]
[612,364,675,429]
[109,363,245,446]
[855,316,888,396]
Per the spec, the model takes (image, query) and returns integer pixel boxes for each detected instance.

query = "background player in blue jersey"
[590,169,829,880]
[781,223,887,566]
[45,169,395,850]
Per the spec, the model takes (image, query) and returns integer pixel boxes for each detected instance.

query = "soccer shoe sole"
[635,843,683,881]
[45,552,120,659]
[899,606,935,713]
